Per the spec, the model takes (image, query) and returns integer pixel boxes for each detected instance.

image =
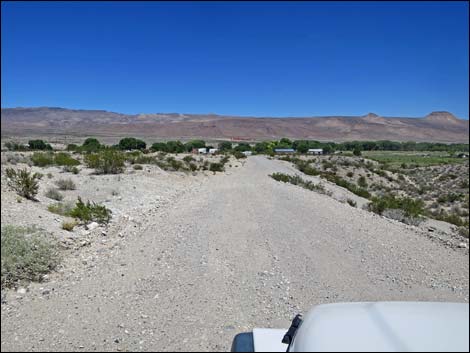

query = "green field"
[362,151,467,167]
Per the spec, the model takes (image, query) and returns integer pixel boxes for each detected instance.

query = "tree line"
[4,137,469,154]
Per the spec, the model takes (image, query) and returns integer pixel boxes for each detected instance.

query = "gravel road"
[1,156,468,352]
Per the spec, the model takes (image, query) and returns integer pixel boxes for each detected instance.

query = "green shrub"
[125,152,155,165]
[5,167,41,200]
[459,180,469,189]
[220,155,230,165]
[270,172,291,183]
[209,162,224,172]
[47,202,74,216]
[183,155,196,164]
[432,210,467,227]
[5,141,28,151]
[270,173,327,194]
[84,149,125,174]
[66,143,78,151]
[358,176,368,188]
[28,140,52,151]
[164,156,186,171]
[368,194,425,218]
[189,163,198,171]
[322,174,370,198]
[45,188,63,201]
[439,193,464,204]
[133,164,143,170]
[31,152,54,167]
[63,165,79,174]
[458,226,469,238]
[353,148,362,156]
[233,151,247,159]
[54,152,80,166]
[1,225,60,288]
[346,171,354,178]
[69,197,112,224]
[55,178,76,190]
[295,160,321,176]
[347,199,357,207]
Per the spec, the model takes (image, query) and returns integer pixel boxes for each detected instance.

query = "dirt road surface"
[1,156,468,351]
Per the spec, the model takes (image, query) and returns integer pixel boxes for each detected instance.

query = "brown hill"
[1,107,468,142]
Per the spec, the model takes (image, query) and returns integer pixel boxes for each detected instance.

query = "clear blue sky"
[1,1,469,118]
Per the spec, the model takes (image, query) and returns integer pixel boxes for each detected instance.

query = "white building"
[197,148,207,154]
[308,148,323,155]
[208,148,218,154]
[242,151,252,156]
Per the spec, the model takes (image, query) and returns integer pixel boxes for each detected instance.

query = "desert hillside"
[1,107,468,143]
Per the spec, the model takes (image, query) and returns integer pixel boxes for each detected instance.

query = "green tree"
[82,138,102,152]
[323,144,334,154]
[28,140,52,150]
[118,137,146,150]
[184,140,206,152]
[151,142,168,152]
[218,141,233,151]
[254,142,269,154]
[353,147,362,156]
[165,141,185,153]
[295,141,309,154]
[234,143,251,152]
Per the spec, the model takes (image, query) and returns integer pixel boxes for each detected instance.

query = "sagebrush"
[1,225,60,288]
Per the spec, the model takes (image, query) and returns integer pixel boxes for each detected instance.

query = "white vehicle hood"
[289,302,469,352]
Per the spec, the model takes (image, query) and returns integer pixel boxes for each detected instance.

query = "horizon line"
[1,105,469,120]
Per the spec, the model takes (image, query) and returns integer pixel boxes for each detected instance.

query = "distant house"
[242,151,252,156]
[197,147,207,154]
[457,153,469,159]
[208,148,218,154]
[274,148,295,154]
[308,148,323,155]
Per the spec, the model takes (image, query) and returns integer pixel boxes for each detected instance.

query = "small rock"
[41,289,50,295]
[17,287,27,295]
[458,242,468,249]
[101,230,107,236]
[86,222,100,231]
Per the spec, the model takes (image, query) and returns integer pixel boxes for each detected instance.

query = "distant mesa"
[424,111,460,123]
[361,112,387,123]
[1,107,468,143]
